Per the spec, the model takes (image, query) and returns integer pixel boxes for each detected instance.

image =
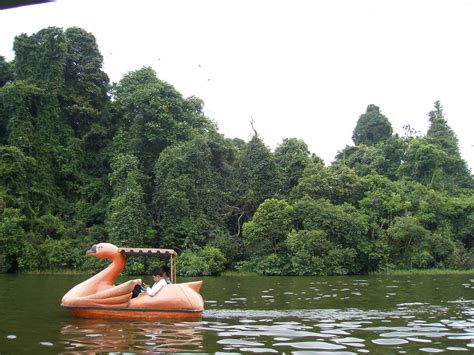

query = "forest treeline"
[0,27,473,275]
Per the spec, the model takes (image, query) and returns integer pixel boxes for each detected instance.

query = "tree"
[290,162,363,206]
[154,135,230,250]
[13,27,66,92]
[0,55,14,87]
[398,137,449,188]
[425,101,472,190]
[0,146,38,215]
[286,229,357,276]
[290,162,333,202]
[112,67,211,176]
[0,81,43,153]
[243,198,294,255]
[231,135,283,233]
[352,104,393,146]
[387,216,431,268]
[62,27,110,137]
[359,173,411,234]
[427,101,459,156]
[274,138,312,196]
[0,207,26,272]
[106,154,149,246]
[293,196,368,250]
[334,144,386,177]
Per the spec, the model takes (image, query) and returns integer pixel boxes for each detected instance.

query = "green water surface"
[0,273,473,353]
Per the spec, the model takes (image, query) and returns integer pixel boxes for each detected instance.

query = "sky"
[0,0,473,170]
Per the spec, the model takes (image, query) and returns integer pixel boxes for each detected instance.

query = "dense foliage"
[0,27,472,275]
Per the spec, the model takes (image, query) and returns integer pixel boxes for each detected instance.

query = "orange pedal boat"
[61,243,204,319]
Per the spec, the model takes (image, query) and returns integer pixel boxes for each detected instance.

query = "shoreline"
[12,268,474,276]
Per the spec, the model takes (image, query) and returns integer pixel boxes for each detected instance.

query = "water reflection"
[60,318,203,352]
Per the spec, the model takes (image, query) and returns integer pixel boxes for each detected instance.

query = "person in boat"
[162,265,172,284]
[131,268,168,298]
[142,268,167,296]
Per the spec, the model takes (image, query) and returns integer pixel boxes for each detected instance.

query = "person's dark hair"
[162,265,170,276]
[151,268,164,277]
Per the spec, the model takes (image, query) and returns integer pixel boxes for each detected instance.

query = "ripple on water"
[397,302,426,307]
[39,342,54,346]
[7,335,16,339]
[321,329,351,336]
[419,348,444,353]
[292,352,356,355]
[332,337,365,344]
[448,334,474,340]
[217,339,264,347]
[240,347,278,353]
[274,341,346,350]
[372,338,408,345]
[406,337,432,343]
[344,343,365,348]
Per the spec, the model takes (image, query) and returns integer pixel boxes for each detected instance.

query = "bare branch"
[236,211,245,237]
[249,116,258,137]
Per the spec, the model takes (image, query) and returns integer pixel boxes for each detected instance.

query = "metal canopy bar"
[119,247,177,257]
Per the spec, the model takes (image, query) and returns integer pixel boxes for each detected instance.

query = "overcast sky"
[1,0,473,170]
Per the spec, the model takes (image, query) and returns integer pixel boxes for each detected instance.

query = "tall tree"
[274,138,312,196]
[106,154,149,246]
[112,67,211,174]
[14,27,66,93]
[425,101,472,189]
[154,134,231,250]
[231,135,282,235]
[427,101,459,156]
[352,104,393,146]
[62,27,110,138]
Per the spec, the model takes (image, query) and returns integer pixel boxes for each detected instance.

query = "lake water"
[0,273,473,353]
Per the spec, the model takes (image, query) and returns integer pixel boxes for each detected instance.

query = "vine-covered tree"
[106,154,149,246]
[154,134,230,250]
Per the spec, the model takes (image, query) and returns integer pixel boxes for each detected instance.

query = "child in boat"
[142,268,167,296]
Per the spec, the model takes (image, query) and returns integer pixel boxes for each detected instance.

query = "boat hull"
[62,280,204,320]
[62,305,203,320]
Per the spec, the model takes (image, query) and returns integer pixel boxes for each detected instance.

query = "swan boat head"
[86,243,120,258]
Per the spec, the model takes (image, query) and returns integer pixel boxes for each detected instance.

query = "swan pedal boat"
[61,243,204,319]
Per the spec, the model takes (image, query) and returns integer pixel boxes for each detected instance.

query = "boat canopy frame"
[119,247,177,284]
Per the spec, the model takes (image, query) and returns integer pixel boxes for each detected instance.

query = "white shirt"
[146,279,167,296]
